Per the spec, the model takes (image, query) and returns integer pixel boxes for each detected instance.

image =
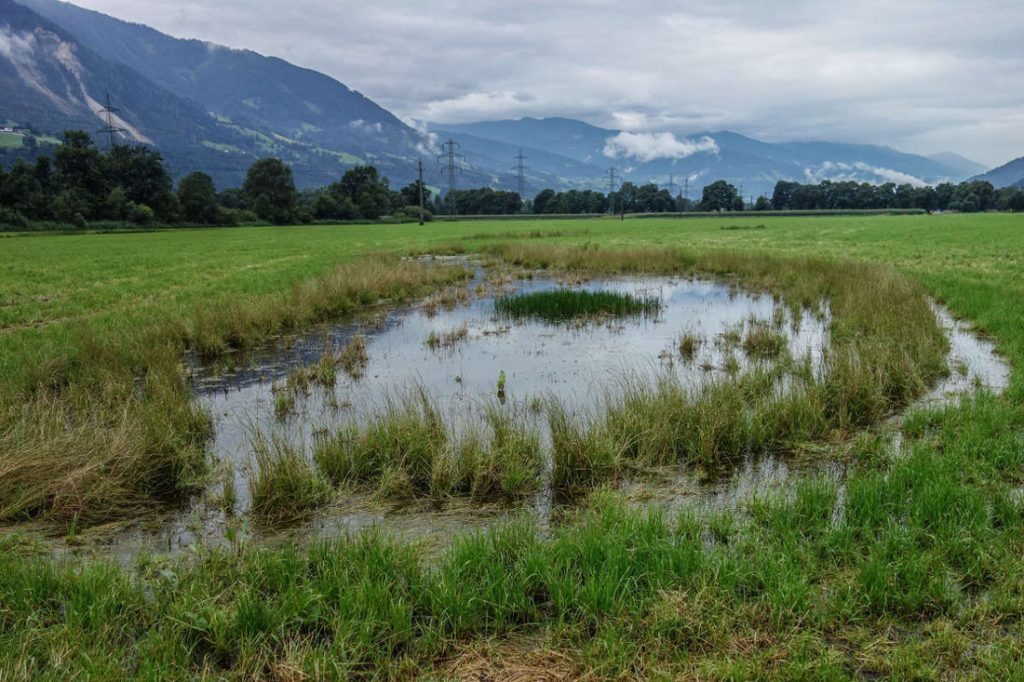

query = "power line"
[417,158,426,226]
[607,167,619,214]
[96,92,127,149]
[438,138,464,217]
[511,149,529,200]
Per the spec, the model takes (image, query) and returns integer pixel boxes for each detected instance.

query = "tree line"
[768,179,1024,213]
[534,179,1024,214]
[2,130,1021,230]
[0,131,438,229]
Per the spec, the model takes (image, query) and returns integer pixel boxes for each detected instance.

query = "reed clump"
[678,331,703,361]
[314,393,542,503]
[495,289,661,323]
[338,334,369,379]
[742,320,787,359]
[426,324,469,350]
[249,434,332,523]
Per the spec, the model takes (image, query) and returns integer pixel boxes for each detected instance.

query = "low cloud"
[603,132,719,163]
[348,119,383,134]
[0,27,37,65]
[405,118,441,156]
[804,161,928,187]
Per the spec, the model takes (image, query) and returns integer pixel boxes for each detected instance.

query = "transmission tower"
[607,167,619,214]
[511,150,529,203]
[417,159,426,226]
[96,92,126,149]
[438,139,464,217]
[667,173,678,198]
[683,177,690,203]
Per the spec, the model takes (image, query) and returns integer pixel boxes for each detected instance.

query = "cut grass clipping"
[495,289,661,323]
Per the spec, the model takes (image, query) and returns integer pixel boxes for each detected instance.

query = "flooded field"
[60,263,1009,560]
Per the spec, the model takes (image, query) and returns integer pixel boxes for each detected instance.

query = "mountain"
[18,0,424,164]
[3,0,439,188]
[973,156,1024,189]
[438,118,978,198]
[441,118,616,165]
[928,152,987,178]
[2,0,990,198]
[428,128,607,195]
[0,0,233,162]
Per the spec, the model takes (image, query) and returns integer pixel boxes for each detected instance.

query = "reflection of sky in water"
[197,275,828,486]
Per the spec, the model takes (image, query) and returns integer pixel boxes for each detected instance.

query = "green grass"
[0,133,23,149]
[2,213,1024,677]
[248,434,331,523]
[495,288,662,322]
[312,392,543,502]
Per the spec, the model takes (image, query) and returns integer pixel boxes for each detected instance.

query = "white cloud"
[64,0,1024,166]
[804,161,928,187]
[603,132,719,163]
[348,119,383,134]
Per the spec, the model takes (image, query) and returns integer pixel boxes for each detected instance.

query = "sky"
[64,0,1024,166]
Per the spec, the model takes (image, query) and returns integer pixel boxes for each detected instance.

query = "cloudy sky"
[67,0,1024,166]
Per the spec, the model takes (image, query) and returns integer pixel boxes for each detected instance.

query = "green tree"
[771,181,799,210]
[106,145,175,220]
[54,131,107,218]
[243,158,296,224]
[178,172,220,224]
[399,180,429,209]
[533,189,556,214]
[330,166,391,220]
[700,180,739,212]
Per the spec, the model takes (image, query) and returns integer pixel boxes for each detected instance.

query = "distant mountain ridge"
[973,156,1024,189]
[928,152,988,178]
[1,0,993,197]
[437,118,979,198]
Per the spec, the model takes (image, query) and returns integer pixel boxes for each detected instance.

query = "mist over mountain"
[1,0,991,197]
[928,152,988,178]
[438,118,978,198]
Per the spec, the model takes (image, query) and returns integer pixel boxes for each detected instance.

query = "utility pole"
[512,150,529,207]
[96,92,126,149]
[417,159,426,225]
[607,167,619,215]
[438,139,463,218]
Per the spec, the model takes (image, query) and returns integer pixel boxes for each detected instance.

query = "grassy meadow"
[1,212,1024,678]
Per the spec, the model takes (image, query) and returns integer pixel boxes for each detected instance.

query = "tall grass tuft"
[314,393,543,503]
[249,434,331,523]
[495,289,661,323]
[549,402,624,497]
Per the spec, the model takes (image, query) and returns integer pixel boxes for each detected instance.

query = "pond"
[66,262,1009,561]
